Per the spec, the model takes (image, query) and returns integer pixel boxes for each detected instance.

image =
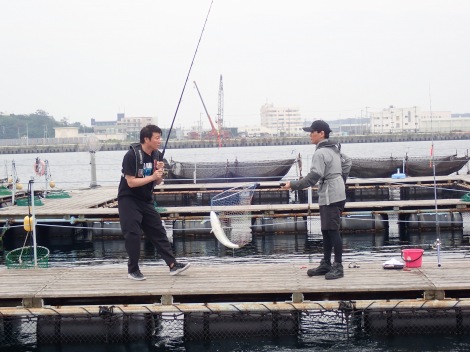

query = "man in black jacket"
[118,124,190,280]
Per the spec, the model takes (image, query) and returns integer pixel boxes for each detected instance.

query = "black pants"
[319,200,345,264]
[118,197,175,273]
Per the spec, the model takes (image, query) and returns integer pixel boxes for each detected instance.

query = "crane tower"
[217,75,224,131]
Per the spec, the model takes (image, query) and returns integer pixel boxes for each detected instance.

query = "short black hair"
[140,124,162,143]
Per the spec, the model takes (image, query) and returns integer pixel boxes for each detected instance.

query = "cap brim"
[302,127,313,132]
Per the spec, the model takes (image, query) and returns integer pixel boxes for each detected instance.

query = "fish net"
[210,183,258,247]
[5,246,50,269]
[45,190,71,199]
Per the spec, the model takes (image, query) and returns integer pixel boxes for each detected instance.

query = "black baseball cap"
[302,120,332,133]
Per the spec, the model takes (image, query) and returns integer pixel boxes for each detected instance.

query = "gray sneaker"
[325,262,344,280]
[307,259,332,277]
[170,262,190,276]
[128,270,146,281]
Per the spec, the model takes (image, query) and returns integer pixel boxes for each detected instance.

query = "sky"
[1,0,469,130]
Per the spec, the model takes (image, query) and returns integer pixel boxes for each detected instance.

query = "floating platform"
[2,258,470,344]
[0,257,469,308]
[0,176,469,236]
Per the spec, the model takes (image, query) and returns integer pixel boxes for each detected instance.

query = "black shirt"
[118,147,156,202]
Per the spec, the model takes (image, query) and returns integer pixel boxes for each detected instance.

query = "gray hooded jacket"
[290,139,352,206]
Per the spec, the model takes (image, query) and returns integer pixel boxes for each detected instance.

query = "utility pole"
[360,110,363,135]
[365,106,369,134]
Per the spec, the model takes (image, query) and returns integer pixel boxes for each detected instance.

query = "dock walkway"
[1,257,470,309]
[0,175,469,222]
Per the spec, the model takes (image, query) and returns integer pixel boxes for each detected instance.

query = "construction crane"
[193,81,219,138]
[193,80,231,144]
[217,75,224,133]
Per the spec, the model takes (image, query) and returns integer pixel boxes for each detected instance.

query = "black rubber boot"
[307,259,332,277]
[325,262,344,280]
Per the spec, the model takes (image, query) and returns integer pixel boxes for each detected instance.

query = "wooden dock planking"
[0,187,119,219]
[0,190,469,222]
[1,258,470,307]
[0,174,468,221]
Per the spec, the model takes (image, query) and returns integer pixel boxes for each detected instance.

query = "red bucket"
[401,249,424,268]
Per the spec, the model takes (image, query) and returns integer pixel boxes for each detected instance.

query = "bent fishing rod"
[160,0,214,159]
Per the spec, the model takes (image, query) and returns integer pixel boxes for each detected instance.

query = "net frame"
[210,183,258,247]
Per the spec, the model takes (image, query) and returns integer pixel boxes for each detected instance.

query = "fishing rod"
[161,0,214,159]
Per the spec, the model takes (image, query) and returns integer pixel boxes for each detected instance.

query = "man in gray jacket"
[282,120,351,279]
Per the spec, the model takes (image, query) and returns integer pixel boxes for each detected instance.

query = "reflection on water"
[1,225,469,267]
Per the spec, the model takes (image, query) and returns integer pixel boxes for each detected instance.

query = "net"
[5,245,50,269]
[16,196,44,206]
[210,183,258,248]
[46,190,71,199]
[0,185,11,196]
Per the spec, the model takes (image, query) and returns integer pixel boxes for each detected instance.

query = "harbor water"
[1,140,470,351]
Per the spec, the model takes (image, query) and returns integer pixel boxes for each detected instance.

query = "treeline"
[0,110,93,139]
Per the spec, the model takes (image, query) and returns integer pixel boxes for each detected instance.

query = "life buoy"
[34,159,46,176]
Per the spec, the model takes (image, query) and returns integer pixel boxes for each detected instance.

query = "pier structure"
[2,259,470,344]
[0,175,469,234]
[0,132,469,154]
[1,176,470,345]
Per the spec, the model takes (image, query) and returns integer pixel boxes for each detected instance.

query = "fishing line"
[161,0,214,159]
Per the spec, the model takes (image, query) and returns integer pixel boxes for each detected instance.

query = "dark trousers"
[319,200,345,264]
[118,197,175,273]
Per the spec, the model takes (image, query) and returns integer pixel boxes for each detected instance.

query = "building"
[369,106,452,134]
[91,114,156,141]
[420,116,470,133]
[116,114,155,140]
[238,125,273,137]
[90,118,125,141]
[260,103,303,136]
[54,127,79,138]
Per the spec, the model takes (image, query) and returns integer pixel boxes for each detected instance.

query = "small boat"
[350,154,470,178]
[165,158,297,183]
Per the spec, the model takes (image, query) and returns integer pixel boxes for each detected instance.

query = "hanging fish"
[209,211,239,249]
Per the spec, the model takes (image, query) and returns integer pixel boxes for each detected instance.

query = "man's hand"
[153,168,164,182]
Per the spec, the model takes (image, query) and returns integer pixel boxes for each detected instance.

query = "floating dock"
[1,258,469,307]
[0,175,468,224]
[2,176,470,345]
[2,259,470,344]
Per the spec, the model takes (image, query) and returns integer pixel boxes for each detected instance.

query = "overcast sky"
[1,0,469,130]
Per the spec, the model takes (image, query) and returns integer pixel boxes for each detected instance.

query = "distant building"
[91,114,156,141]
[54,127,79,138]
[238,125,273,137]
[260,103,303,136]
[420,116,470,133]
[369,106,452,134]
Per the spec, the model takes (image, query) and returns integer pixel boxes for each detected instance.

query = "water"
[1,140,470,351]
[2,139,469,190]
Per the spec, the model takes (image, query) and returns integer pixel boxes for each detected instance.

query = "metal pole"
[30,178,38,268]
[90,151,97,188]
[11,160,17,206]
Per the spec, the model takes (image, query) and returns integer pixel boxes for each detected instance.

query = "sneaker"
[307,259,332,277]
[170,262,190,276]
[128,270,146,281]
[325,262,344,280]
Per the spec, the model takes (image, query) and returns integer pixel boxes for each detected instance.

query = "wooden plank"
[0,180,468,221]
[1,258,469,305]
